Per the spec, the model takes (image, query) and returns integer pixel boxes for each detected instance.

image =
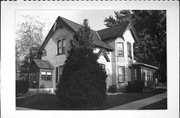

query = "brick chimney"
[83,19,89,27]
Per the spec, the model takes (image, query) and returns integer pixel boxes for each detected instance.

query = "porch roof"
[33,59,54,70]
[132,62,158,69]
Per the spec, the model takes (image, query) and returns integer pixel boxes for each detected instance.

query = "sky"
[15,10,116,39]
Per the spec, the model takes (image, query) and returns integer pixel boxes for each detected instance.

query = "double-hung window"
[117,42,124,57]
[56,66,63,83]
[127,42,132,58]
[118,66,125,83]
[46,72,52,81]
[59,66,63,81]
[134,69,137,81]
[57,39,66,55]
[41,72,52,81]
[41,72,46,80]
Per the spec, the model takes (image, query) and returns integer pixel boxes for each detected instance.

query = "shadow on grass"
[16,93,160,110]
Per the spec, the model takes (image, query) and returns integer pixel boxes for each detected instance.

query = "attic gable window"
[57,39,66,55]
[117,42,124,57]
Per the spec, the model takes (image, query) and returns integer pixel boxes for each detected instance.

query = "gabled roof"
[58,16,114,51]
[39,16,114,54]
[59,16,82,32]
[97,21,138,42]
[33,59,54,70]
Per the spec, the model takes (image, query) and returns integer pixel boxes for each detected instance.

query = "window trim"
[118,66,125,83]
[57,39,66,55]
[117,42,124,57]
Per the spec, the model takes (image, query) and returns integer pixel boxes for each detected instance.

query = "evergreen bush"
[56,23,107,108]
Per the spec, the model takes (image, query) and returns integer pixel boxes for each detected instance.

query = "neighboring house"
[29,16,158,92]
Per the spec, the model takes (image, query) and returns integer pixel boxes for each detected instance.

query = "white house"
[29,16,158,92]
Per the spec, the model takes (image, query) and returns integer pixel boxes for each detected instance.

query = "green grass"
[140,98,167,109]
[16,93,158,110]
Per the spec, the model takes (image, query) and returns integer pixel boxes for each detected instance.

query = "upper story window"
[127,42,132,58]
[117,42,124,57]
[57,39,66,55]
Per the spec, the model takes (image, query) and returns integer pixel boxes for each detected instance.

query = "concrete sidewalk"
[108,92,167,110]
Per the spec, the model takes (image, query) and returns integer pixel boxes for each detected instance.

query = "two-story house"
[29,16,158,92]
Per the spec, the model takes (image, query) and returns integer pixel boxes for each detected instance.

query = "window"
[55,66,63,83]
[57,39,66,55]
[56,67,58,83]
[117,42,124,57]
[134,69,137,80]
[57,40,62,54]
[118,66,125,83]
[41,72,52,81]
[41,72,46,80]
[127,42,132,58]
[149,71,152,81]
[59,66,63,81]
[47,72,52,81]
[100,64,106,71]
[147,70,153,81]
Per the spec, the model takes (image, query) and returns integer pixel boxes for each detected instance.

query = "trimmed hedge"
[125,80,144,93]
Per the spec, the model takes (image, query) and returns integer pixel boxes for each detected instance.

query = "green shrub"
[56,47,107,108]
[107,85,117,93]
[56,24,107,108]
[16,79,29,94]
[125,80,144,93]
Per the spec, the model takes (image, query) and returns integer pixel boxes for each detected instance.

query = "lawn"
[139,98,167,109]
[16,92,158,110]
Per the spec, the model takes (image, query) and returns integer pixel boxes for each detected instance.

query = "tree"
[16,15,49,79]
[105,10,166,82]
[56,20,107,108]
